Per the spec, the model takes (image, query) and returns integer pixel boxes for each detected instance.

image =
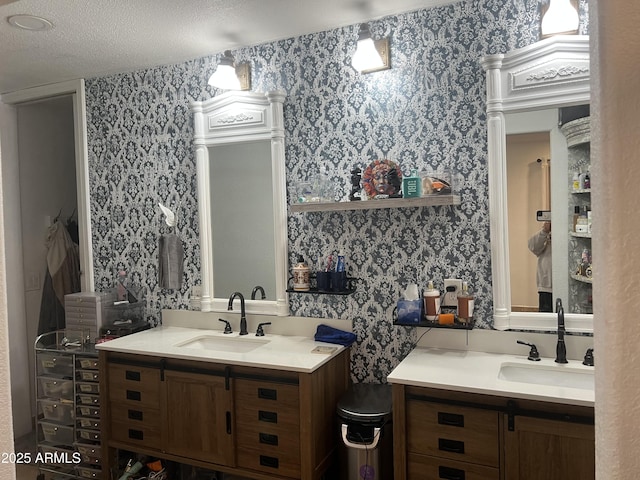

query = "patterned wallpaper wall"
[85,0,589,382]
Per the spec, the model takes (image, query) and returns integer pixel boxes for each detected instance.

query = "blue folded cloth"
[314,324,357,347]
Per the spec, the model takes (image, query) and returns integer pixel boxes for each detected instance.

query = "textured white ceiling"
[0,0,457,94]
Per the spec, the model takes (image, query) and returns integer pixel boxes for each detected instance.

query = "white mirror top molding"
[190,91,289,316]
[480,35,592,332]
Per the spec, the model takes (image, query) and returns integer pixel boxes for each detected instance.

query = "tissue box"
[396,299,424,325]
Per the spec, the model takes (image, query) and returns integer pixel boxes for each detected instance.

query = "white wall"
[0,103,17,480]
[0,101,31,440]
[592,0,640,477]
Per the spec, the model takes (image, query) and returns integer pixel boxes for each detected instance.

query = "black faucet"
[251,285,266,300]
[228,292,248,335]
[555,298,568,364]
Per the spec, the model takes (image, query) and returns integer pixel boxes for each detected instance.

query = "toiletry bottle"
[584,170,591,189]
[457,281,474,324]
[423,281,440,322]
[573,206,581,232]
[572,171,580,191]
[293,255,310,291]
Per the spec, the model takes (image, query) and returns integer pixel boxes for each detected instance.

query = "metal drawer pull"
[126,390,141,401]
[125,370,141,381]
[259,433,279,446]
[128,429,144,440]
[258,410,278,423]
[438,412,464,427]
[258,388,277,400]
[128,410,143,421]
[259,455,279,469]
[438,438,465,454]
[439,466,466,480]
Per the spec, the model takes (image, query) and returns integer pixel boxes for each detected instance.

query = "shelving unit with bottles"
[562,116,592,314]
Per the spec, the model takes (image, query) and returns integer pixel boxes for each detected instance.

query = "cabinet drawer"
[77,406,100,418]
[77,357,99,370]
[77,369,100,382]
[108,364,160,408]
[77,428,101,443]
[408,452,500,480]
[235,379,300,429]
[407,400,499,467]
[236,446,301,479]
[77,417,100,430]
[236,422,300,463]
[77,394,100,406]
[38,377,74,401]
[110,416,162,449]
[38,353,74,377]
[39,399,75,424]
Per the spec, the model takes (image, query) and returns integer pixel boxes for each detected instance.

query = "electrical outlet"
[442,278,462,307]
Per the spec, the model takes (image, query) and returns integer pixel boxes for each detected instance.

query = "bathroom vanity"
[388,348,594,480]
[96,326,350,480]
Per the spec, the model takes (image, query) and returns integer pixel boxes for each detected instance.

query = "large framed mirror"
[191,91,289,315]
[481,35,592,332]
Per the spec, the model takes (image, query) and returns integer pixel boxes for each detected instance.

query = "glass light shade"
[541,0,579,36]
[208,51,242,90]
[352,24,384,72]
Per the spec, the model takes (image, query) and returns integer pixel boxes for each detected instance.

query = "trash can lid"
[337,383,392,424]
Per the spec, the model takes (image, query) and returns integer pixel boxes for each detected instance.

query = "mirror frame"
[481,35,592,332]
[191,91,289,315]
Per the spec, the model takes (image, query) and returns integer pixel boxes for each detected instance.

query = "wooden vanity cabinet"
[503,414,595,480]
[163,367,234,466]
[393,385,594,480]
[99,349,350,480]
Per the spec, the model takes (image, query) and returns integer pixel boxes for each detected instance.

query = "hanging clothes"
[37,220,81,335]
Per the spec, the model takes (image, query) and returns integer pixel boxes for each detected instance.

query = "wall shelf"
[570,231,591,239]
[393,319,474,330]
[290,194,461,213]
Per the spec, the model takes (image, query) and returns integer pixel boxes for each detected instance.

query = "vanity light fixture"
[352,23,390,74]
[208,50,251,91]
[540,0,579,38]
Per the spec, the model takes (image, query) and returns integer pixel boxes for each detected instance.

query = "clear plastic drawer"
[39,399,74,424]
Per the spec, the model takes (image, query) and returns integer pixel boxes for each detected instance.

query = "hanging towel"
[158,233,184,289]
[314,324,357,347]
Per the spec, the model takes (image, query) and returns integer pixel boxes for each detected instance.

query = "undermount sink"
[174,335,269,353]
[498,362,594,391]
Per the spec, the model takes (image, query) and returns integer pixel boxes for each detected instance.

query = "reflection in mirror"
[481,35,592,332]
[505,109,569,316]
[191,91,288,316]
[209,141,276,299]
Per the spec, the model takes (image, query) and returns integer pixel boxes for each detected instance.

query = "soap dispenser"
[423,281,440,321]
[457,281,474,324]
[292,255,310,291]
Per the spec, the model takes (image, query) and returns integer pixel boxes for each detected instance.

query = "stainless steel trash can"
[337,383,393,480]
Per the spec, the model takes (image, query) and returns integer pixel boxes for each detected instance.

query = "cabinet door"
[163,370,234,466]
[503,415,594,480]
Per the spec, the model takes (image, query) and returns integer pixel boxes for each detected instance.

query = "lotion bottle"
[423,281,440,321]
[457,281,474,324]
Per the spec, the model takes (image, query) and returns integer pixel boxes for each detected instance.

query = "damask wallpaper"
[85,0,589,382]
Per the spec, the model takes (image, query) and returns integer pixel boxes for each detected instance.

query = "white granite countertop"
[95,326,345,373]
[387,347,594,407]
